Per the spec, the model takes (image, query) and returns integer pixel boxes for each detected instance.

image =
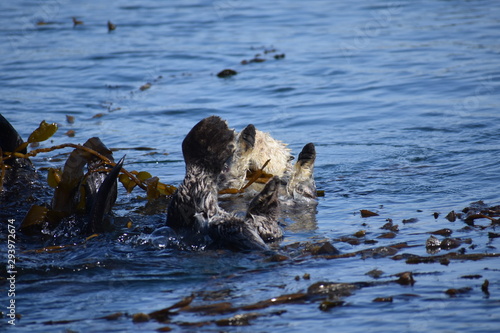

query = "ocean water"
[1,0,499,332]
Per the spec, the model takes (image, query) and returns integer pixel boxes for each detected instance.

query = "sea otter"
[166,116,316,251]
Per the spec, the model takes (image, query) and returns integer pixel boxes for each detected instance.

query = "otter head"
[182,116,235,175]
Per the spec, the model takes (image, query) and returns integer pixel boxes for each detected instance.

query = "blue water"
[1,0,500,332]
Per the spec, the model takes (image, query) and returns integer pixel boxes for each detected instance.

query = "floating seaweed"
[373,296,393,302]
[360,209,379,217]
[445,287,472,297]
[217,69,237,78]
[72,17,84,27]
[481,279,490,296]
[393,252,500,264]
[365,269,384,279]
[107,20,116,32]
[0,115,177,238]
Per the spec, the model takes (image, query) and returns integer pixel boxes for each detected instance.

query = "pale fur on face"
[250,130,292,176]
[221,129,292,190]
[220,126,316,202]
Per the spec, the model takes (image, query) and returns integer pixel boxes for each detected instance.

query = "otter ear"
[239,124,256,152]
[182,116,235,173]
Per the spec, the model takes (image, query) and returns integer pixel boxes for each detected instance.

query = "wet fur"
[167,116,283,250]
[220,124,316,202]
[286,143,316,199]
[220,125,293,190]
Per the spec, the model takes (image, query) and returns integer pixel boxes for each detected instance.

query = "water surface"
[1,0,499,332]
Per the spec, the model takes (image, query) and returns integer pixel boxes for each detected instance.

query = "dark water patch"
[402,126,456,133]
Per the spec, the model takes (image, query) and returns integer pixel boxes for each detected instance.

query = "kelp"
[18,136,123,235]
[51,136,115,215]
[360,209,379,217]
[1,118,176,201]
[87,157,125,233]
[219,159,271,195]
[1,116,177,236]
[393,252,500,264]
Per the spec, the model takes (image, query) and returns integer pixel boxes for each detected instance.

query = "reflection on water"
[1,0,499,332]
